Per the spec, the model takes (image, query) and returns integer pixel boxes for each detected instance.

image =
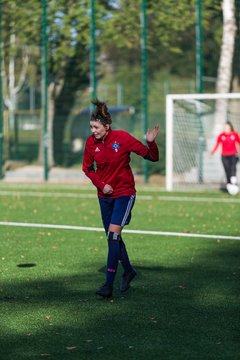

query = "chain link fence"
[1,1,216,184]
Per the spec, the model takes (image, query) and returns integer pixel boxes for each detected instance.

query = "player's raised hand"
[146,125,159,142]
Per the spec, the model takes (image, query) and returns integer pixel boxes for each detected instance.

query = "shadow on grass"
[0,242,239,360]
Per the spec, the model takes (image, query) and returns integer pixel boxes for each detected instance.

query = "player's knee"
[107,231,121,242]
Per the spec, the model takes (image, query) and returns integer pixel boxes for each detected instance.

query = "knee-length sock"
[119,237,133,274]
[106,232,121,286]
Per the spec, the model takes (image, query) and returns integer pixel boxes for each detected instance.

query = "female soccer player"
[211,121,240,190]
[82,100,159,298]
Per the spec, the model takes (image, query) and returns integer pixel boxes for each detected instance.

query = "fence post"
[0,0,3,178]
[90,0,97,101]
[196,0,203,93]
[140,0,149,183]
[42,0,48,181]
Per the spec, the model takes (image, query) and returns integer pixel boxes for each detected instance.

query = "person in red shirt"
[211,121,240,187]
[82,99,159,298]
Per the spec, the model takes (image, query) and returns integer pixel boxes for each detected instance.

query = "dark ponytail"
[91,99,112,126]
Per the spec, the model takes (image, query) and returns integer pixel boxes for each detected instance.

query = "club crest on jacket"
[112,142,120,152]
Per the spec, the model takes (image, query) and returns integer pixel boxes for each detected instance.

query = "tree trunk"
[214,0,236,136]
[4,31,28,143]
[53,81,78,165]
[38,80,64,167]
[39,45,89,167]
[232,0,240,92]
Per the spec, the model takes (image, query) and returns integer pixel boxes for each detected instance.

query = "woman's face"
[224,123,231,133]
[90,120,109,140]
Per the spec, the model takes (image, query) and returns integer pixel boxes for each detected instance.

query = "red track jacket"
[82,129,159,198]
[211,131,240,156]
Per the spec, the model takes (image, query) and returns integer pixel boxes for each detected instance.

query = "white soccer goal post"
[166,93,240,191]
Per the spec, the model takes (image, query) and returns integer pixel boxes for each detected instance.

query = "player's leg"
[224,156,239,195]
[105,223,136,291]
[109,195,135,272]
[98,198,123,290]
[98,197,114,234]
[119,240,137,292]
[96,198,116,297]
[96,196,136,297]
[95,225,122,298]
[229,155,238,184]
[97,199,122,297]
[110,196,136,292]
[221,155,231,184]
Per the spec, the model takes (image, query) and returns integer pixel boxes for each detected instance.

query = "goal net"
[166,93,240,191]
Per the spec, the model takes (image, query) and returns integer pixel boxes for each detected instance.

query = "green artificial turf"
[0,184,239,360]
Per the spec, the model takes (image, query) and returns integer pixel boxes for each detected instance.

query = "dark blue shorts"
[98,195,136,234]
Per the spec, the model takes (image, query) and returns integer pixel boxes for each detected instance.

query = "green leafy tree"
[2,0,113,165]
[2,0,225,168]
[43,0,112,165]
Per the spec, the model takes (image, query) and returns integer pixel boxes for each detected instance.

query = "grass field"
[0,183,239,360]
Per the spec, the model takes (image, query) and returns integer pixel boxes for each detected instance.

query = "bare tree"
[38,80,64,167]
[3,31,29,137]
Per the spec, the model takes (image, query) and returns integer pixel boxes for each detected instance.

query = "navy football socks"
[119,237,133,274]
[106,232,121,286]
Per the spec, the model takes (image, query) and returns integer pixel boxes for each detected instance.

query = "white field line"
[0,191,97,199]
[0,221,240,241]
[0,190,240,203]
[157,196,240,204]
